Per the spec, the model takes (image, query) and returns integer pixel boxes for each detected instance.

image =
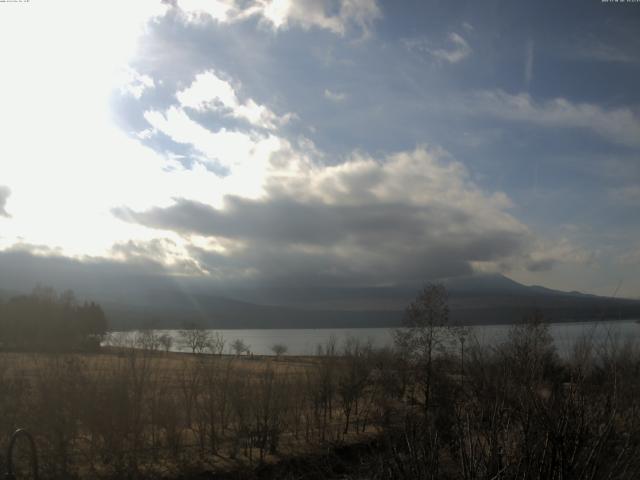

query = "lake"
[108,319,640,357]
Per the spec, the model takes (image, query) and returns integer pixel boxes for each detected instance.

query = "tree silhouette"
[0,286,108,351]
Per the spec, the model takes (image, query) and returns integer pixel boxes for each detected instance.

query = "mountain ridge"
[1,269,638,329]
[102,274,640,329]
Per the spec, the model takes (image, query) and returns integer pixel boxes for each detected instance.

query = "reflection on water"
[107,319,640,357]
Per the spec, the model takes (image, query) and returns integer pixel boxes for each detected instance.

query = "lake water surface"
[110,319,640,357]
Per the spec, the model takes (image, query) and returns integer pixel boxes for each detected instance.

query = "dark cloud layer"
[114,196,435,246]
[0,246,169,303]
[113,149,530,288]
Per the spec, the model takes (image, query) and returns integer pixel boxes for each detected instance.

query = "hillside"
[102,274,640,330]
[1,254,638,329]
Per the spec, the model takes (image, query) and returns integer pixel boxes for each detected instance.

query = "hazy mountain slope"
[1,255,638,329]
[102,295,400,330]
[103,274,640,329]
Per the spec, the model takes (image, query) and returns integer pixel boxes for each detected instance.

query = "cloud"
[471,234,595,276]
[113,147,533,286]
[118,66,155,99]
[525,238,595,272]
[609,185,640,205]
[570,39,639,65]
[465,90,640,148]
[260,0,381,36]
[324,89,347,102]
[525,258,556,272]
[618,245,640,266]
[144,106,282,172]
[404,32,471,64]
[436,33,472,63]
[177,70,293,129]
[111,238,204,274]
[140,68,319,206]
[0,186,10,218]
[171,0,381,36]
[169,0,236,23]
[0,246,185,306]
[142,68,297,183]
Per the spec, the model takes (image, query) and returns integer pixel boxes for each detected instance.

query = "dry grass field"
[0,345,384,479]
[4,309,640,480]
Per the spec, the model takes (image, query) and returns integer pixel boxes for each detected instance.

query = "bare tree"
[316,334,338,356]
[394,283,449,412]
[136,329,161,352]
[501,309,556,386]
[158,333,173,353]
[207,332,226,355]
[179,324,211,354]
[231,338,249,356]
[252,364,288,459]
[105,331,136,354]
[338,337,372,434]
[271,343,288,359]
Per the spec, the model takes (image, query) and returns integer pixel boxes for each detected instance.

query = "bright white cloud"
[143,68,310,203]
[173,0,237,23]
[177,70,291,129]
[263,0,381,36]
[173,0,381,36]
[144,106,283,188]
[118,67,156,99]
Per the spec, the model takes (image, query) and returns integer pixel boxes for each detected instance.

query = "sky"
[0,0,639,299]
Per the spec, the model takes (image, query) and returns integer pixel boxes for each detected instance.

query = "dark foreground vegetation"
[1,285,640,479]
[0,287,107,351]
